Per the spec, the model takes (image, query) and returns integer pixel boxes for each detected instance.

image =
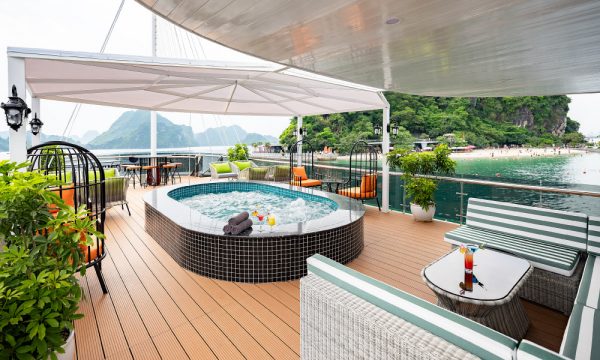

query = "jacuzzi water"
[179,190,336,225]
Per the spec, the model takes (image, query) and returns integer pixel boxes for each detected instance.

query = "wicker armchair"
[209,161,238,180]
[238,166,269,181]
[266,165,290,182]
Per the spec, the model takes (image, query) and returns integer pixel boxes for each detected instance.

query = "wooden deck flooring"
[74,177,568,359]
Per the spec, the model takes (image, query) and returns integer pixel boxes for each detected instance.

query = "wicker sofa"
[302,253,600,359]
[302,254,518,359]
[444,198,589,315]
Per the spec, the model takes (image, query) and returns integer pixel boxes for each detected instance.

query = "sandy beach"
[450,147,585,159]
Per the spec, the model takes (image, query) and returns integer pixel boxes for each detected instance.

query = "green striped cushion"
[466,198,588,251]
[517,340,569,360]
[589,217,600,256]
[560,303,600,359]
[306,254,518,360]
[445,226,580,276]
[575,255,600,310]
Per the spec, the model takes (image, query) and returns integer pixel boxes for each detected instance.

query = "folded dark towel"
[222,224,232,234]
[228,211,250,226]
[230,218,253,235]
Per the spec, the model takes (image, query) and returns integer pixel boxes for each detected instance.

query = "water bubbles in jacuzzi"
[179,190,334,225]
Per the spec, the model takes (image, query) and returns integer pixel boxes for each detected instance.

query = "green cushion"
[560,303,600,359]
[234,161,253,171]
[445,225,580,276]
[518,340,568,360]
[589,217,600,256]
[575,255,600,310]
[87,168,115,180]
[465,198,588,251]
[307,254,518,360]
[212,162,232,174]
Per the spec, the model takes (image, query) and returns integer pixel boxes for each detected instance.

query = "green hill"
[88,110,197,149]
[279,93,585,153]
[195,125,277,146]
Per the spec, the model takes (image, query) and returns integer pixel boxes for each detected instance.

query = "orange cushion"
[49,185,75,213]
[290,179,322,187]
[292,167,308,181]
[360,174,377,193]
[337,187,376,199]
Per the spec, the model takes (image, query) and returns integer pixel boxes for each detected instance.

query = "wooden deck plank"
[74,176,568,359]
[74,276,105,360]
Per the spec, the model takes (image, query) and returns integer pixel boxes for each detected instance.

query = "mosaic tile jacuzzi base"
[144,181,365,283]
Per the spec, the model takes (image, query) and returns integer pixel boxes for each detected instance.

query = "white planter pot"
[410,203,436,222]
[54,330,75,360]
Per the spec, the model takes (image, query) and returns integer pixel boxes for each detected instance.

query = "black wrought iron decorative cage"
[337,140,381,210]
[289,139,323,188]
[27,141,108,293]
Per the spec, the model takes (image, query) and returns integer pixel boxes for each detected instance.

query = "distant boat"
[317,146,338,161]
[317,153,338,161]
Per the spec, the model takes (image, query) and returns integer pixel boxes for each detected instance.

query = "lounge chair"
[210,161,238,180]
[337,174,380,210]
[290,166,322,188]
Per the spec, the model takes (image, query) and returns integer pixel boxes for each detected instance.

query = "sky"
[0,0,291,138]
[0,0,599,138]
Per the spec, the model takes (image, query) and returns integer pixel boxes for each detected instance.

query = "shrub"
[227,143,249,161]
[0,161,102,359]
[386,144,456,211]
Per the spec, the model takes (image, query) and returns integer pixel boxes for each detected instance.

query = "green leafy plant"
[227,143,249,161]
[0,161,102,360]
[386,144,456,211]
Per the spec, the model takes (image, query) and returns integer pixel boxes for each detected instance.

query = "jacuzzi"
[144,181,365,282]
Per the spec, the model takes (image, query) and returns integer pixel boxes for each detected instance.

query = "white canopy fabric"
[137,0,600,97]
[9,47,385,116]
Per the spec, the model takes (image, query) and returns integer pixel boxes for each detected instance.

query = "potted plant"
[386,144,456,221]
[0,161,102,359]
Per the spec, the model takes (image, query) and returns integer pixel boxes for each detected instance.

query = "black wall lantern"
[29,113,43,135]
[1,85,31,131]
[373,124,382,136]
[374,123,399,137]
[293,127,304,137]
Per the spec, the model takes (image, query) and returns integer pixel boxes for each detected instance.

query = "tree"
[227,143,249,160]
[562,132,585,146]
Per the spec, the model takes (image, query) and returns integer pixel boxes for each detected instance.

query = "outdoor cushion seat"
[305,254,518,360]
[575,255,600,310]
[517,340,569,360]
[560,303,600,359]
[290,179,322,187]
[337,187,376,199]
[445,225,580,276]
[588,217,600,256]
[445,198,588,276]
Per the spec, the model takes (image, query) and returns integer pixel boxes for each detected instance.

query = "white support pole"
[150,14,158,157]
[296,115,303,166]
[31,97,41,147]
[7,57,27,163]
[379,93,390,213]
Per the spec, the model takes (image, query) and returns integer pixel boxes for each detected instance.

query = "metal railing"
[252,157,600,223]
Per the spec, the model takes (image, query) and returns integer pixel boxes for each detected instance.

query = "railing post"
[455,180,467,224]
[539,180,543,207]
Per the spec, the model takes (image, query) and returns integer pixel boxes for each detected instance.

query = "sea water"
[179,190,335,225]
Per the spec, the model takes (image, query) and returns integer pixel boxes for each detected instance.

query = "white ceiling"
[9,47,385,116]
[135,0,600,96]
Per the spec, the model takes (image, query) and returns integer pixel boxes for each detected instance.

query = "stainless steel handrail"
[253,157,600,198]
